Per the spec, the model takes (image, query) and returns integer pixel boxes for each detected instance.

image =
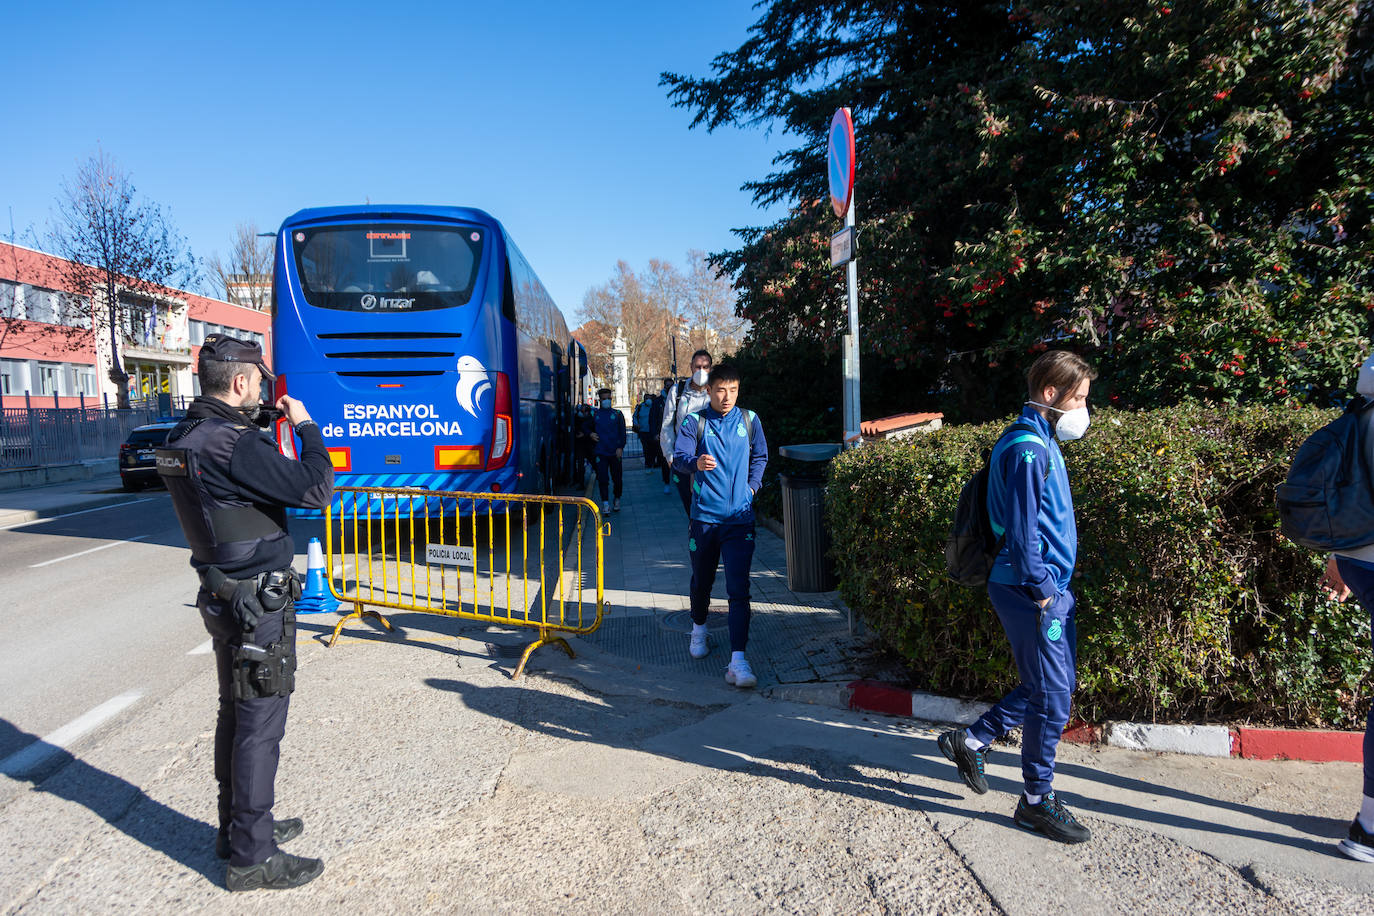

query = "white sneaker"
[613,498,621,512]
[724,658,757,688]
[601,501,611,515]
[688,630,710,659]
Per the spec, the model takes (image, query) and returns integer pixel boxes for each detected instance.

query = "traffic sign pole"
[828,107,861,449]
[843,196,860,449]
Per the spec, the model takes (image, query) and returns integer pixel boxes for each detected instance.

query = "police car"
[118,421,179,491]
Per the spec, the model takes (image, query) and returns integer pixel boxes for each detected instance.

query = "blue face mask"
[600,399,611,409]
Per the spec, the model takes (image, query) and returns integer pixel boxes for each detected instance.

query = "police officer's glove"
[229,580,265,632]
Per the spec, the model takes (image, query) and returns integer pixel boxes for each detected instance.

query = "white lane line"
[29,534,150,568]
[0,689,145,778]
[188,639,213,656]
[0,497,159,531]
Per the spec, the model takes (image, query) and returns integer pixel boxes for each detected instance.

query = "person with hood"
[937,349,1097,845]
[1315,353,1374,863]
[591,387,626,514]
[659,350,713,514]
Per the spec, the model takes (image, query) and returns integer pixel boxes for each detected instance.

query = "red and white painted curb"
[844,680,1363,764]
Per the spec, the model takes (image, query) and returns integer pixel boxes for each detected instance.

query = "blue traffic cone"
[295,536,339,614]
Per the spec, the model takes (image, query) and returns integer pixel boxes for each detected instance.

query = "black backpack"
[1277,396,1374,550]
[946,420,1046,587]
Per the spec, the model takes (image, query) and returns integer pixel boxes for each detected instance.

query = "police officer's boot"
[225,850,324,892]
[216,817,305,859]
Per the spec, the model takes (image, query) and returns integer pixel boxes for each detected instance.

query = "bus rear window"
[291,224,484,312]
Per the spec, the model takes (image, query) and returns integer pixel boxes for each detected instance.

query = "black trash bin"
[778,443,841,592]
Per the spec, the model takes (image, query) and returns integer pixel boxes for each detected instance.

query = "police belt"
[199,566,299,613]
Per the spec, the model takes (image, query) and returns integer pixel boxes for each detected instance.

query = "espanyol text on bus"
[270,206,589,516]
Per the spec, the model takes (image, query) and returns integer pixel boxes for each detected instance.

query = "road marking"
[189,639,213,656]
[0,689,144,778]
[0,497,159,531]
[29,534,150,568]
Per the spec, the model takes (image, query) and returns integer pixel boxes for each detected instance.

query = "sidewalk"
[581,458,877,688]
[0,467,148,529]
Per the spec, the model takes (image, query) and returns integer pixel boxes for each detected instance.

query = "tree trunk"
[106,281,129,409]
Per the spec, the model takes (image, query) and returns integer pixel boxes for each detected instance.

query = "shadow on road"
[422,676,1347,858]
[0,718,220,885]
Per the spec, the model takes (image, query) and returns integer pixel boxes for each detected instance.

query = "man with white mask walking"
[938,350,1098,845]
[659,349,713,515]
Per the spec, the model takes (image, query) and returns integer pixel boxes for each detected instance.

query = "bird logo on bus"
[455,356,493,418]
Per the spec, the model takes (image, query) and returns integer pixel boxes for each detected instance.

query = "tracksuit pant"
[688,520,756,652]
[594,454,623,502]
[1333,557,1374,798]
[967,583,1078,797]
[200,593,291,867]
[674,471,693,514]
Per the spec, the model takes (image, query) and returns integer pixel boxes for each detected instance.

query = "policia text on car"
[157,334,334,892]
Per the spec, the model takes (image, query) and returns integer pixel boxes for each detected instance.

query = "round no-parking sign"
[828,108,855,220]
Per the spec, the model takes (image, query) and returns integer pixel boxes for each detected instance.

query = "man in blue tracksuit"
[671,363,768,688]
[591,387,626,514]
[939,350,1097,844]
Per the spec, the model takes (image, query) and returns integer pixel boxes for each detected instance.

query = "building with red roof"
[0,241,271,409]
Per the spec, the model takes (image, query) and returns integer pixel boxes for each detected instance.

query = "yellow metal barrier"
[323,486,607,677]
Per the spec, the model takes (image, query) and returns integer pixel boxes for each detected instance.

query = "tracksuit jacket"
[591,408,626,457]
[671,406,768,524]
[985,406,1078,599]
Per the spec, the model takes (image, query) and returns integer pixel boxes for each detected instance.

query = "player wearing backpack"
[938,350,1097,844]
[660,350,713,513]
[1310,355,1374,863]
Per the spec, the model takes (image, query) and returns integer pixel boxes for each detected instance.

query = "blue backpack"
[1277,397,1374,550]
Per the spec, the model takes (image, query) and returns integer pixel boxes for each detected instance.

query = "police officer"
[158,334,333,891]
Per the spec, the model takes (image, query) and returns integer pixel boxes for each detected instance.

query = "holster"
[201,567,302,701]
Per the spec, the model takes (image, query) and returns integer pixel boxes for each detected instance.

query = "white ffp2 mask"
[1029,401,1091,441]
[692,368,709,386]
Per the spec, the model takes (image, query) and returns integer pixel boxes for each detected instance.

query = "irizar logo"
[360,294,415,310]
[455,355,493,418]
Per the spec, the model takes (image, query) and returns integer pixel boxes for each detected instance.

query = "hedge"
[825,403,1373,729]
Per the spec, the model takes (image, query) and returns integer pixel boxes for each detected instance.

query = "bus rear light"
[435,445,483,470]
[376,383,404,388]
[491,482,502,492]
[327,447,351,472]
[272,374,297,459]
[487,371,512,469]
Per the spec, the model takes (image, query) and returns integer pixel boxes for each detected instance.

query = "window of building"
[189,319,205,345]
[60,293,92,329]
[75,367,98,397]
[24,286,59,324]
[0,281,20,319]
[0,359,19,395]
[37,363,63,396]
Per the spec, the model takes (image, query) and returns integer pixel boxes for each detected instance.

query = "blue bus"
[270,206,586,514]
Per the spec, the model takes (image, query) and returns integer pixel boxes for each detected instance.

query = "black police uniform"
[158,350,332,872]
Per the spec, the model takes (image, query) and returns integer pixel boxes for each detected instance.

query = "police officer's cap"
[199,334,275,382]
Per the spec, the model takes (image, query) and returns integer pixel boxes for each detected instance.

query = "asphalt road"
[0,489,207,763]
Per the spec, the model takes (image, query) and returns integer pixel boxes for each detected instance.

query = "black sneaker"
[1339,818,1374,862]
[937,729,989,794]
[1014,791,1092,844]
[216,817,305,860]
[226,850,324,892]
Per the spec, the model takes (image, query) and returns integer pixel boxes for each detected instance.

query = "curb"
[841,680,1363,765]
[0,493,144,530]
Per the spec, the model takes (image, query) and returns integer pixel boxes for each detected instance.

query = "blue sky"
[1,0,791,320]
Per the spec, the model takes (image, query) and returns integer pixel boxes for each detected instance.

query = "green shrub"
[826,403,1373,729]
